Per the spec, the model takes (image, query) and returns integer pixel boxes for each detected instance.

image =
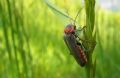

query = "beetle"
[63,24,87,67]
[45,2,87,66]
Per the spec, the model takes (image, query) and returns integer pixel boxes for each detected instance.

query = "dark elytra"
[63,33,87,66]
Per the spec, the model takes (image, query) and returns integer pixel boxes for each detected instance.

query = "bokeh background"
[0,0,120,78]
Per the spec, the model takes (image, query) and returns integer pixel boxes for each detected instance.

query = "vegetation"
[0,0,120,78]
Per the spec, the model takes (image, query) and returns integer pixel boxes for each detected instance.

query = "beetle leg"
[75,26,86,32]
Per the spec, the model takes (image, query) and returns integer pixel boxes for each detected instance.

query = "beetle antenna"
[65,9,74,24]
[73,7,82,26]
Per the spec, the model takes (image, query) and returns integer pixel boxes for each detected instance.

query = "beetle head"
[64,24,76,34]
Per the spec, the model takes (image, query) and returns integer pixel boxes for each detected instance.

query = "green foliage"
[0,0,120,78]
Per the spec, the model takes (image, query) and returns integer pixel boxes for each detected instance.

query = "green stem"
[6,0,21,77]
[83,0,96,78]
[0,1,14,77]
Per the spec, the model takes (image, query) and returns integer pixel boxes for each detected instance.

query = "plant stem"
[83,0,96,78]
[6,0,21,77]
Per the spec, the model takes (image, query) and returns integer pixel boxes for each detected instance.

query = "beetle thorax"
[64,24,76,34]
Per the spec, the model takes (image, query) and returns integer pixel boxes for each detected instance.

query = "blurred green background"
[0,0,120,78]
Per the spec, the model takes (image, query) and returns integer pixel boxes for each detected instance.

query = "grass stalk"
[83,0,96,78]
[0,0,14,77]
[14,7,29,78]
[6,0,21,77]
[13,0,30,77]
[20,0,34,77]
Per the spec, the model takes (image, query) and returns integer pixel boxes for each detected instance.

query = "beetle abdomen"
[63,34,87,66]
